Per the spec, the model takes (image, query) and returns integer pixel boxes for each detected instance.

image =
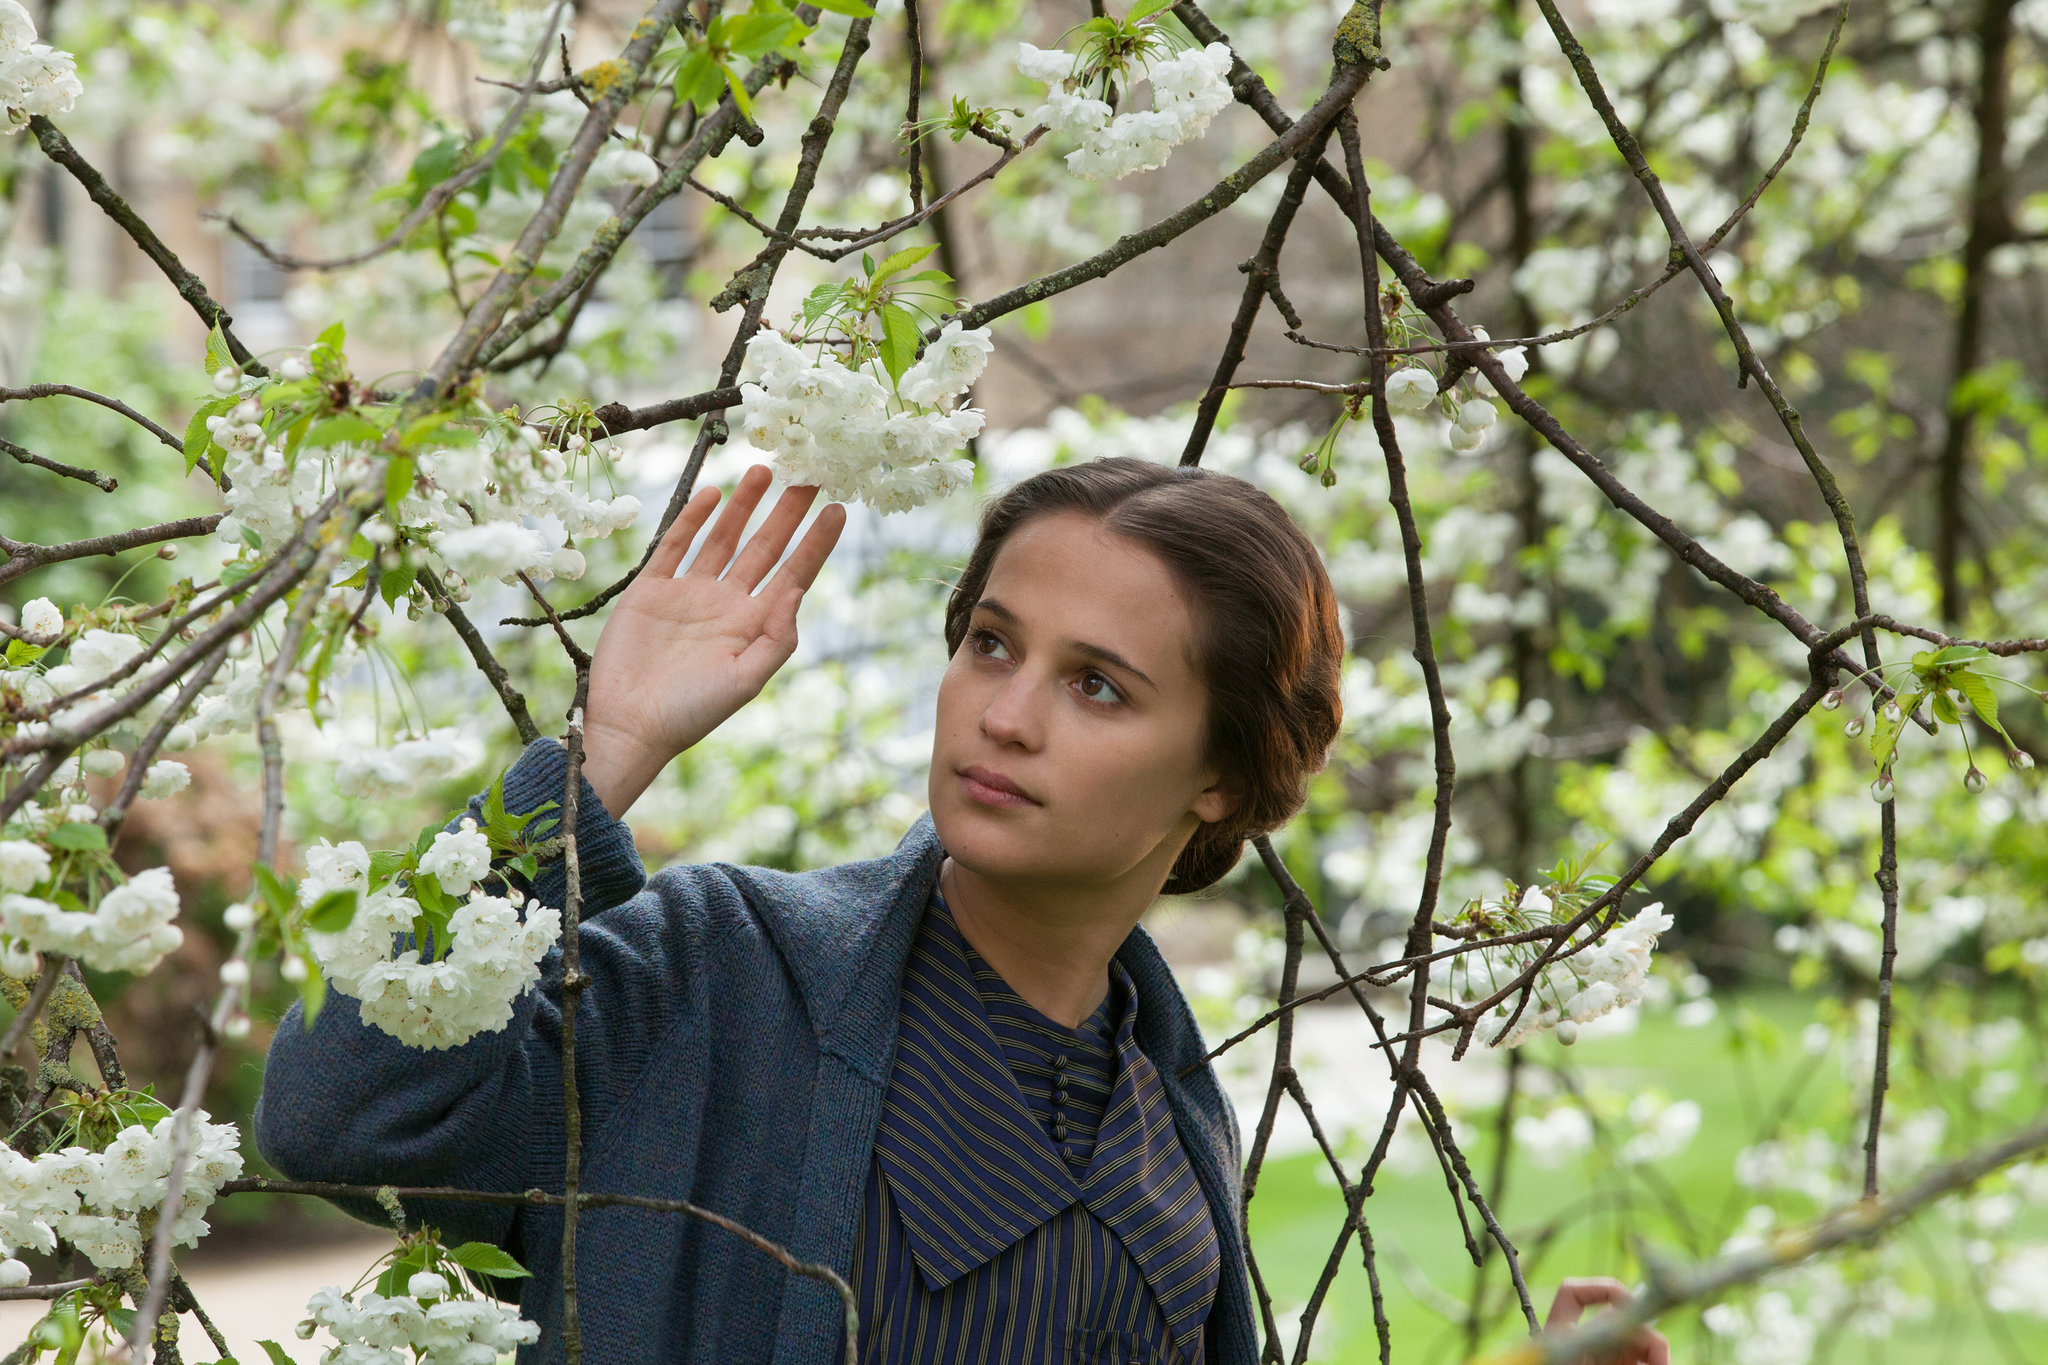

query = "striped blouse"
[855,891,1222,1365]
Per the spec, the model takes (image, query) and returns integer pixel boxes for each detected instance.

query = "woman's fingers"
[685,464,774,579]
[759,499,846,600]
[1546,1277,1631,1332]
[644,483,721,579]
[1544,1278,1667,1365]
[722,482,822,591]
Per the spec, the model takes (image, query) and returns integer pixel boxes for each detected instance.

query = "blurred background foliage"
[7,0,2048,1357]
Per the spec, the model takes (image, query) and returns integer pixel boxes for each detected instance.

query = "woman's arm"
[581,465,846,817]
[253,466,844,1236]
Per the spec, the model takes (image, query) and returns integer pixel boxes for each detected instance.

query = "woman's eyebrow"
[975,597,1158,690]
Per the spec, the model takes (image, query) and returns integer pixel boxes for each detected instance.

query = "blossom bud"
[223,1013,252,1040]
[164,724,197,752]
[83,749,126,777]
[220,959,251,986]
[157,544,179,561]
[1446,422,1485,452]
[1820,689,1843,711]
[409,1271,450,1301]
[1555,1019,1578,1045]
[550,547,587,580]
[280,357,311,382]
[1871,774,1895,803]
[1,940,37,980]
[1298,452,1321,473]
[1965,766,1988,793]
[212,367,243,395]
[1882,699,1902,723]
[281,954,309,982]
[1844,716,1866,738]
[223,902,258,932]
[231,400,262,424]
[1383,366,1437,413]
[0,1259,28,1288]
[296,1320,317,1340]
[1319,467,1337,488]
[2011,749,2036,771]
[1454,397,1498,432]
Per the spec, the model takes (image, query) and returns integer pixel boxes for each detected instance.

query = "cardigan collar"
[733,811,1261,1365]
[872,893,1219,1364]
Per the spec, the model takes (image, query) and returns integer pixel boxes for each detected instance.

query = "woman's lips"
[958,765,1040,809]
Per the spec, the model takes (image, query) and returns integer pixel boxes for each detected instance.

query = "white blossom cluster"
[302,836,561,1049]
[0,0,80,133]
[208,364,641,594]
[1016,42,1233,181]
[737,327,985,513]
[299,1279,540,1365]
[1493,902,1676,1047]
[0,862,183,976]
[334,727,484,801]
[0,1112,243,1270]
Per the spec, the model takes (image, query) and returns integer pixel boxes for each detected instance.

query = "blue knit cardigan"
[253,738,1257,1365]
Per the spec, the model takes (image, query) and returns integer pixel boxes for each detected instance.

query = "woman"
[256,457,1665,1365]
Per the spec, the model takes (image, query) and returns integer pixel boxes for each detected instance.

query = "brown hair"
[944,457,1345,893]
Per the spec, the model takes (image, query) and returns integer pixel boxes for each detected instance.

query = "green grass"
[1243,990,2048,1363]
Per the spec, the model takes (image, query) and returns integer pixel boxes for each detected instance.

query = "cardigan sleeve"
[250,736,657,1247]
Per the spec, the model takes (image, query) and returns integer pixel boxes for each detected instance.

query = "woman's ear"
[1192,772,1237,826]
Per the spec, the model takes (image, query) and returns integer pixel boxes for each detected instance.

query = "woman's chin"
[931,801,1059,878]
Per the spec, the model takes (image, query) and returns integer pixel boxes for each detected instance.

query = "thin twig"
[0,435,116,491]
[0,383,183,451]
[221,2,570,272]
[26,117,262,373]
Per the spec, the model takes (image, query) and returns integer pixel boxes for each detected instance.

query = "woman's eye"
[1078,672,1124,705]
[971,628,1008,658]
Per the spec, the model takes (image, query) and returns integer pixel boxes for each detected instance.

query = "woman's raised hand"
[581,465,847,817]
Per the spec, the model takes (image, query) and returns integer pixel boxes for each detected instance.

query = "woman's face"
[929,510,1234,891]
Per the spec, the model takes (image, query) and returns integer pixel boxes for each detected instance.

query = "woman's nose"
[979,670,1044,749]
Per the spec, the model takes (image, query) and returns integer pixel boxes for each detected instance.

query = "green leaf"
[369,849,410,883]
[729,7,802,58]
[4,638,45,667]
[306,888,359,933]
[221,560,256,588]
[860,251,876,278]
[802,281,847,326]
[720,62,755,120]
[1127,0,1175,20]
[256,1341,299,1365]
[304,414,384,448]
[446,1241,531,1278]
[252,863,296,915]
[807,0,874,15]
[385,454,415,519]
[48,823,108,852]
[1932,690,1961,725]
[316,320,347,353]
[379,561,417,609]
[204,324,236,377]
[673,47,724,112]
[1953,671,2015,746]
[374,1245,428,1298]
[297,955,326,1027]
[184,404,220,477]
[872,243,937,284]
[878,303,921,386]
